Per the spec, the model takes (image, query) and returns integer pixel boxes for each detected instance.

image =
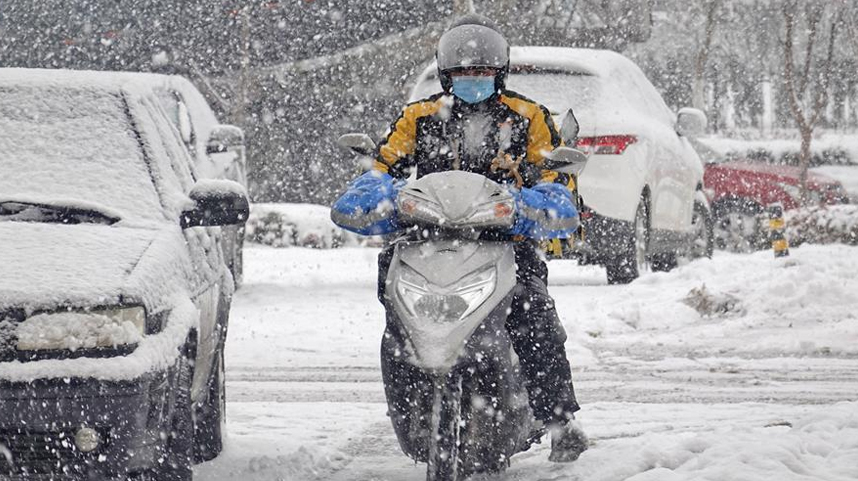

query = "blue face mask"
[451,76,496,104]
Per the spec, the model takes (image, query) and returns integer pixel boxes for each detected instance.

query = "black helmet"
[436,14,510,94]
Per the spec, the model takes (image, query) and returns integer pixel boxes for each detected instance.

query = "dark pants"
[378,241,580,425]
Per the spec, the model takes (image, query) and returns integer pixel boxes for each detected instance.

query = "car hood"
[714,161,838,186]
[0,221,193,313]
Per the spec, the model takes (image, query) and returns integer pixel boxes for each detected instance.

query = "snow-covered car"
[691,139,849,251]
[142,73,249,286]
[0,68,248,480]
[409,47,712,284]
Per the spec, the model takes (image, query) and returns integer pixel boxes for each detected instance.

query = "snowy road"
[196,245,858,481]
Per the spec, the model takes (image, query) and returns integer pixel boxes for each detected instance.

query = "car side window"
[138,95,198,196]
[155,88,196,154]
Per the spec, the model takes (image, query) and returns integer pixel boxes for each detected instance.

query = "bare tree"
[782,0,843,202]
[845,1,858,59]
[692,0,722,112]
[485,0,652,50]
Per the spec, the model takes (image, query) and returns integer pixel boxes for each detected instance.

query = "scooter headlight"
[397,191,446,226]
[461,198,516,228]
[396,265,497,323]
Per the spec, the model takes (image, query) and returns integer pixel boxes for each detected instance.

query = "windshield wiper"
[0,201,119,225]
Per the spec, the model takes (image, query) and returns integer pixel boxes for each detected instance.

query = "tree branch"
[694,0,721,77]
[782,1,809,132]
[798,2,823,97]
[809,6,843,128]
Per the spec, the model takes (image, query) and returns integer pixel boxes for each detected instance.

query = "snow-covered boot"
[548,419,588,462]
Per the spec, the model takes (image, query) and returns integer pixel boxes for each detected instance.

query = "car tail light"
[576,135,637,155]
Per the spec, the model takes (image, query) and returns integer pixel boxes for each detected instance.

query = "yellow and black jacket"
[374,90,567,188]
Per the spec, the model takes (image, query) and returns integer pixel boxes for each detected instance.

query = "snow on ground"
[197,244,858,480]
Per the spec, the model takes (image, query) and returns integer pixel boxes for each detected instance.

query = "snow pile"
[785,204,858,246]
[556,244,858,358]
[245,203,380,249]
[583,401,858,481]
[16,311,143,351]
[681,284,744,317]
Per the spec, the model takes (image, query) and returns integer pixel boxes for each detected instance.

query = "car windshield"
[410,67,600,117]
[0,201,119,225]
[505,67,600,115]
[0,86,165,223]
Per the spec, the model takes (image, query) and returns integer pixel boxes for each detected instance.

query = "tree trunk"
[722,84,735,131]
[761,78,773,133]
[693,0,721,112]
[798,127,813,204]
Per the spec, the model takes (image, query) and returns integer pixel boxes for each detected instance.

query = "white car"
[409,47,712,283]
[125,73,249,285]
[0,68,249,478]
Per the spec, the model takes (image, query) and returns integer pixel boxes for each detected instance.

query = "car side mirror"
[337,133,377,157]
[543,146,588,174]
[560,109,580,146]
[181,179,250,228]
[676,108,707,138]
[206,125,245,155]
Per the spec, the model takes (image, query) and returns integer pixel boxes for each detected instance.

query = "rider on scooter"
[332,14,588,463]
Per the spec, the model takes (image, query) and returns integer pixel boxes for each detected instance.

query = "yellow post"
[768,203,789,257]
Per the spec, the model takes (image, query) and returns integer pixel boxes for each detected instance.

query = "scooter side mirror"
[337,133,377,157]
[543,146,588,174]
[560,109,580,146]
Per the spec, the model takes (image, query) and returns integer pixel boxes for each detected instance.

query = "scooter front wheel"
[427,374,463,481]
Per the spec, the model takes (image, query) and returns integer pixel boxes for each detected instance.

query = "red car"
[691,139,849,251]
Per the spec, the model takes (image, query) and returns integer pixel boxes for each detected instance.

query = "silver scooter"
[338,111,585,481]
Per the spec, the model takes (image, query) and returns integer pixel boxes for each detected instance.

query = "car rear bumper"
[576,153,644,224]
[0,367,177,479]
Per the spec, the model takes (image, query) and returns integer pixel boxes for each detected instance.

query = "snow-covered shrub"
[784,205,858,246]
[245,211,298,248]
[245,203,379,248]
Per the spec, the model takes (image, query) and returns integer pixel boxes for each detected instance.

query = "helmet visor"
[437,24,509,72]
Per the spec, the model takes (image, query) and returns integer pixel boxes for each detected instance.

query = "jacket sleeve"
[375,99,442,178]
[527,104,564,184]
[330,171,401,235]
[510,182,579,240]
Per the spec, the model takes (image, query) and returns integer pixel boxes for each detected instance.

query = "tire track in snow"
[226,359,858,405]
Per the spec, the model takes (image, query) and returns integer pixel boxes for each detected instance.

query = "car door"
[653,129,698,233]
[136,93,227,402]
[621,72,696,234]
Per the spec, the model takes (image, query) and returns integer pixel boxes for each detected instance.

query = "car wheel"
[687,200,714,259]
[606,199,649,284]
[651,251,678,272]
[152,354,194,481]
[194,347,225,462]
[713,199,764,253]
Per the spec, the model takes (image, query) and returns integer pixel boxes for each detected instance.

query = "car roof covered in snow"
[0,68,233,182]
[0,67,180,94]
